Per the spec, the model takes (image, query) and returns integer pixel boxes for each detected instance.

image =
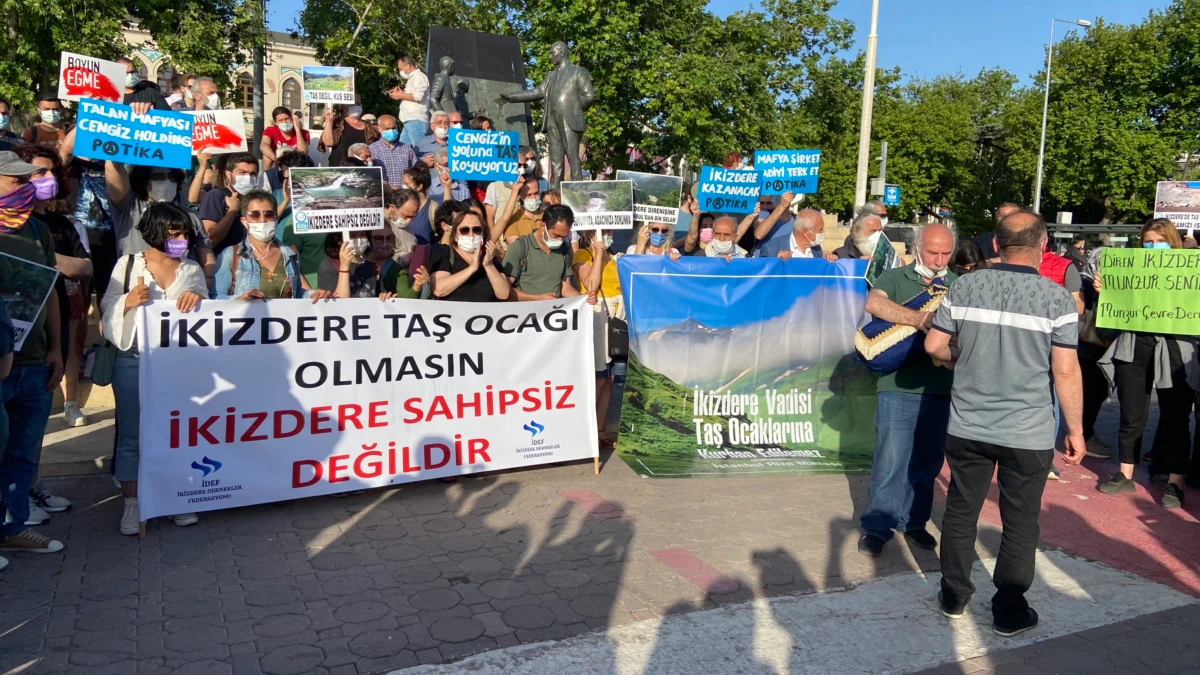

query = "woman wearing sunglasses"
[429,211,511,302]
[213,190,332,301]
[628,222,681,260]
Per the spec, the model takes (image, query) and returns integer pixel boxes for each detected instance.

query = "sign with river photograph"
[289,166,384,233]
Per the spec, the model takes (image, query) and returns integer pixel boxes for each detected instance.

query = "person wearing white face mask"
[198,153,259,254]
[23,95,69,151]
[484,147,548,228]
[214,191,331,301]
[260,107,310,171]
[189,76,221,111]
[502,204,581,300]
[857,222,958,560]
[757,209,838,261]
[389,56,431,146]
[320,103,379,167]
[834,211,885,260]
[429,211,510,302]
[427,146,469,202]
[492,167,547,246]
[413,111,453,163]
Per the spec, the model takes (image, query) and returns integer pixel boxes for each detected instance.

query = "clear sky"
[266,0,1169,84]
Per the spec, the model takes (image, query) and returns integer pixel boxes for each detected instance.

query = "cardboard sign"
[615,170,683,224]
[753,149,821,195]
[447,128,519,181]
[0,251,60,351]
[75,100,194,170]
[1096,248,1200,334]
[695,166,759,214]
[302,66,355,104]
[57,52,125,103]
[560,180,635,231]
[184,109,248,155]
[290,166,384,233]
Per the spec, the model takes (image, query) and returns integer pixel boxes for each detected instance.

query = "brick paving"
[0,401,1196,674]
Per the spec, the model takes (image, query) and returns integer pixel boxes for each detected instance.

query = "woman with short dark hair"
[101,203,209,535]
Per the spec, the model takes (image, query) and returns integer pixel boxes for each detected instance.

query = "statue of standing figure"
[429,56,469,117]
[496,41,594,188]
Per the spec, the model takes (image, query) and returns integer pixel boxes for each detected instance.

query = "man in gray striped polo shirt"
[924,209,1085,638]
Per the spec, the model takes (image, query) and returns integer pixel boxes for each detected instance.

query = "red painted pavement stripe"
[651,547,740,594]
[936,462,1200,597]
[560,489,628,520]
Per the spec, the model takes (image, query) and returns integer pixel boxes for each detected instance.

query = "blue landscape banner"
[615,255,874,477]
[75,99,194,170]
[447,128,520,181]
[753,149,822,195]
[695,166,760,213]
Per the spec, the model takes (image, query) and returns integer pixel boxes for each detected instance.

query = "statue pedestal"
[427,26,536,147]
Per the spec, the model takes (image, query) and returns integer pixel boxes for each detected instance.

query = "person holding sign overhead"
[101,203,209,536]
[1096,219,1198,509]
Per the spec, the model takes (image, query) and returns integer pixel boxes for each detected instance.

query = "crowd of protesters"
[0,54,1196,628]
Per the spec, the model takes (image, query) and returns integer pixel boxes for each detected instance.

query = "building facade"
[122,27,319,130]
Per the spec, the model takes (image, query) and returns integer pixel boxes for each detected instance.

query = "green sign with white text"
[1096,249,1200,334]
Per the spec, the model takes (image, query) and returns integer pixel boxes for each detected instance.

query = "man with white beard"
[857,222,957,558]
[834,211,885,260]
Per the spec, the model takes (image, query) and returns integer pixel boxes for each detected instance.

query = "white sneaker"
[120,498,139,536]
[63,402,90,427]
[0,555,8,571]
[30,486,71,512]
[171,513,199,527]
[25,505,49,526]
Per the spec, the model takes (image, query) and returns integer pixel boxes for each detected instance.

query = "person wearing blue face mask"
[368,114,417,189]
[1096,218,1198,509]
[22,95,69,151]
[0,98,23,152]
[628,222,681,260]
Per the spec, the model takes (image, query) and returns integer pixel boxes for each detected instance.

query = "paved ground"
[1,400,1197,675]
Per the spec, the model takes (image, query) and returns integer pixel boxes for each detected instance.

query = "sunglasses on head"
[245,210,276,219]
[649,227,670,234]
[457,226,484,236]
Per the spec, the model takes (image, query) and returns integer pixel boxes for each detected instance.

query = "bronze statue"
[496,41,594,188]
[429,56,469,117]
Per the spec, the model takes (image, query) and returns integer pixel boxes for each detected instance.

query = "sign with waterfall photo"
[614,256,876,477]
[289,166,385,234]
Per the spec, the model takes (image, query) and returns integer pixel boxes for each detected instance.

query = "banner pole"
[594,457,600,475]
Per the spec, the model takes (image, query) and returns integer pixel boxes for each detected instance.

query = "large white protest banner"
[137,298,597,520]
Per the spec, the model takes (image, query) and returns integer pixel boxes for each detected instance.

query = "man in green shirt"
[0,151,65,554]
[501,203,580,300]
[858,222,957,558]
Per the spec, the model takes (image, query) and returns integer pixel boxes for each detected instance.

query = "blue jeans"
[1,364,52,538]
[400,119,427,146]
[112,352,141,482]
[861,391,950,541]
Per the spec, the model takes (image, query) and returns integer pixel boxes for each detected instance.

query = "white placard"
[184,109,249,155]
[136,297,597,519]
[58,51,126,103]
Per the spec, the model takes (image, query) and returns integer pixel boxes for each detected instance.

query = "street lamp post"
[1032,17,1091,215]
[853,0,881,210]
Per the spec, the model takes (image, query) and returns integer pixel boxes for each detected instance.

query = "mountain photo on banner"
[615,256,875,478]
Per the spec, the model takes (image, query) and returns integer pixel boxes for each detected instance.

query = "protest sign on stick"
[58,52,125,103]
[615,170,683,224]
[184,110,248,155]
[289,166,384,235]
[1096,249,1200,334]
[560,181,634,230]
[75,100,194,170]
[753,149,821,195]
[1152,181,1200,239]
[136,297,597,519]
[302,66,355,105]
[0,252,59,351]
[447,128,519,181]
[695,166,759,214]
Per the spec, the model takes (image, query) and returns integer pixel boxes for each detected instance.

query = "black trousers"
[1078,346,1109,441]
[940,434,1052,623]
[1113,334,1197,475]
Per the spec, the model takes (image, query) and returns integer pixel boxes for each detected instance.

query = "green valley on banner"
[615,256,875,477]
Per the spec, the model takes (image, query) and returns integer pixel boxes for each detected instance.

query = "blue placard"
[884,184,901,206]
[753,149,821,195]
[74,99,194,170]
[447,128,520,181]
[695,166,760,214]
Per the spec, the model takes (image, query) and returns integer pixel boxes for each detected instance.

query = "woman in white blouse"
[101,203,209,536]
